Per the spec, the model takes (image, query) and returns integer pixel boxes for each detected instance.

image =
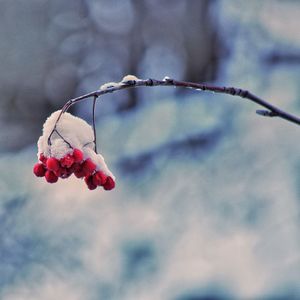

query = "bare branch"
[50,76,300,139]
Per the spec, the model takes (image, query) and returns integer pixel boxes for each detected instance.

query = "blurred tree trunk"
[183,0,223,83]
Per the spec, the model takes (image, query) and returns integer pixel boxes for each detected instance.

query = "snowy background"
[0,0,300,299]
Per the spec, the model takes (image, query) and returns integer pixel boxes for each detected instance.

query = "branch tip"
[256,110,278,117]
[163,76,173,83]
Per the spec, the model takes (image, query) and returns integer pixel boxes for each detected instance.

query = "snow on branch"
[34,75,300,191]
[59,75,300,126]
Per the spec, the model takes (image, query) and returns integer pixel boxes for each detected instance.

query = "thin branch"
[47,127,72,148]
[92,95,98,153]
[49,76,300,145]
[54,129,72,148]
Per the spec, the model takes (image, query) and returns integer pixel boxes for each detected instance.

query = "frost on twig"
[121,74,141,83]
[99,75,141,91]
[100,82,121,91]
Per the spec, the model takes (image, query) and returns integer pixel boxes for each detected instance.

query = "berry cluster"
[33,148,115,191]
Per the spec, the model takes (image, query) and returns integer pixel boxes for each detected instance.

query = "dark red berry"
[74,170,85,178]
[82,159,96,176]
[69,163,80,173]
[74,167,86,178]
[63,169,73,179]
[33,163,46,177]
[73,148,84,163]
[54,167,63,178]
[45,170,58,183]
[103,176,115,190]
[54,167,71,179]
[84,175,97,190]
[39,153,48,165]
[46,157,60,172]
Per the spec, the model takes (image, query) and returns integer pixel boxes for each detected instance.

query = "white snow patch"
[37,110,114,178]
[100,82,121,90]
[121,74,141,83]
[84,147,115,180]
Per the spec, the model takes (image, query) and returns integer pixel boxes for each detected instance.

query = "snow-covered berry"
[35,110,116,191]
[73,148,83,163]
[33,163,46,177]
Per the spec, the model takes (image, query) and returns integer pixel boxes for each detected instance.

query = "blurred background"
[0,0,300,299]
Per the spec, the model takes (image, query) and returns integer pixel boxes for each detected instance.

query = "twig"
[92,95,98,153]
[54,129,72,148]
[48,76,300,146]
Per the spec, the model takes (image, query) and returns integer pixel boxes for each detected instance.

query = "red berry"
[39,153,48,165]
[73,148,84,163]
[82,159,96,176]
[92,171,107,186]
[54,167,71,179]
[84,175,97,190]
[64,169,73,179]
[103,176,115,190]
[74,170,85,178]
[45,170,58,183]
[54,167,63,178]
[46,157,60,172]
[33,163,46,177]
[74,164,85,178]
[69,163,80,173]
[60,154,75,168]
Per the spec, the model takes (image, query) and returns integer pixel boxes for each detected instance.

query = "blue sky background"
[0,1,300,299]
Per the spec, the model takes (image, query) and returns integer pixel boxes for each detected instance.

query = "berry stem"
[54,129,72,148]
[92,95,98,154]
